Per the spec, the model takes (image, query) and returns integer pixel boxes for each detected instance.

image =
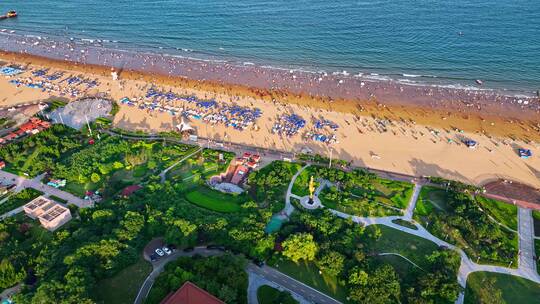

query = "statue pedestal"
[300,195,321,209]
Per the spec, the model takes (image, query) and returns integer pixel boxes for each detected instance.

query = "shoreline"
[1,45,540,189]
[1,32,540,122]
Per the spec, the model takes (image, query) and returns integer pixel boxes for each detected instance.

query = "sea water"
[0,0,539,92]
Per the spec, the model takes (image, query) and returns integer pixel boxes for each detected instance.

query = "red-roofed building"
[0,161,5,169]
[160,281,224,304]
[121,185,142,197]
[230,165,249,185]
[242,152,251,159]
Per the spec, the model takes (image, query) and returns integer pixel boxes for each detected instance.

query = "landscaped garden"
[414,186,518,267]
[184,185,246,213]
[464,272,540,303]
[247,161,301,212]
[475,196,518,231]
[292,165,411,216]
[257,285,298,304]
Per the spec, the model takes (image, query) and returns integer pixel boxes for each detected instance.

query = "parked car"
[149,253,158,262]
[163,247,172,255]
[155,248,165,257]
[168,244,177,251]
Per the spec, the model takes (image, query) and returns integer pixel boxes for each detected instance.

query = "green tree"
[0,258,25,289]
[282,233,318,263]
[90,172,101,183]
[316,251,345,276]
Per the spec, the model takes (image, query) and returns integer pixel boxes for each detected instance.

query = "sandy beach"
[1,50,539,189]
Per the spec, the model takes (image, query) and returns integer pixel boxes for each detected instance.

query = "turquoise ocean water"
[0,0,539,93]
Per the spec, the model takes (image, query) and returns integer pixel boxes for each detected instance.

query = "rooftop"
[160,281,224,304]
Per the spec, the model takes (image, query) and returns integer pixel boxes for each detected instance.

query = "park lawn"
[94,256,152,304]
[269,259,349,303]
[464,272,540,304]
[373,254,420,284]
[320,193,401,217]
[184,185,245,213]
[374,179,414,209]
[257,285,298,304]
[415,186,452,216]
[363,225,439,269]
[533,211,540,237]
[63,180,99,198]
[475,196,518,231]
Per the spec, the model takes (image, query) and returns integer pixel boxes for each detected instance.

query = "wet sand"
[1,50,540,189]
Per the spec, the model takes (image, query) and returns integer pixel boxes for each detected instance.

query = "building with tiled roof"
[160,281,224,304]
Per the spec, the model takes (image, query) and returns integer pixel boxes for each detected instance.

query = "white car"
[163,247,172,255]
[155,248,165,257]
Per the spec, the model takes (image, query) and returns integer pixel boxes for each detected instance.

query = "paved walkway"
[518,208,537,277]
[0,170,93,209]
[403,183,422,221]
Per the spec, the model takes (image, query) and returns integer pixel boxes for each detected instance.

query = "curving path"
[285,166,540,304]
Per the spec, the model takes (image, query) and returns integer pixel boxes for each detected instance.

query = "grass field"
[363,225,438,269]
[475,196,518,231]
[374,179,414,209]
[464,272,540,304]
[94,256,152,304]
[320,192,401,217]
[414,186,451,217]
[257,285,298,304]
[269,259,349,303]
[184,185,245,212]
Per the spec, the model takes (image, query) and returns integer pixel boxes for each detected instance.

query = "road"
[246,264,341,304]
[0,170,93,209]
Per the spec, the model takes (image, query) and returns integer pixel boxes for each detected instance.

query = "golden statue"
[309,176,315,200]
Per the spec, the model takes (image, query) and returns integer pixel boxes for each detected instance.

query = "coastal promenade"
[103,128,540,211]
